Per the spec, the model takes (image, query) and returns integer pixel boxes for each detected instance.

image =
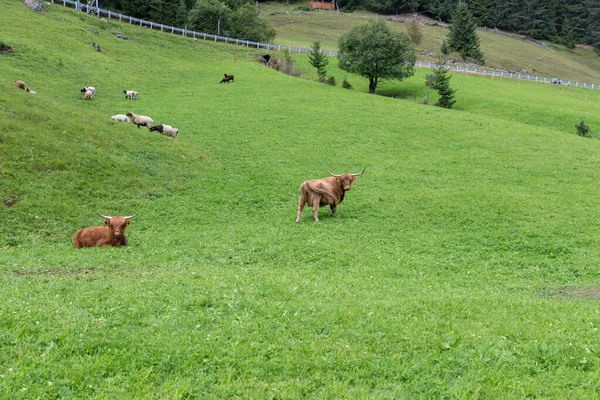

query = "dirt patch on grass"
[13,268,99,276]
[549,287,600,300]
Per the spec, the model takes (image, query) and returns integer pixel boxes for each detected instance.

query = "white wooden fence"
[50,0,600,90]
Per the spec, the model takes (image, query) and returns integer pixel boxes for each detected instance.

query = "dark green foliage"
[447,3,485,64]
[440,40,449,55]
[338,20,416,94]
[101,0,600,51]
[425,60,456,109]
[342,77,353,89]
[308,41,329,82]
[575,120,591,138]
[230,3,276,42]
[187,0,231,35]
[326,76,336,86]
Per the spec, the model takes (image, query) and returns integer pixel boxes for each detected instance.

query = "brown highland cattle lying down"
[74,214,137,248]
[296,168,365,223]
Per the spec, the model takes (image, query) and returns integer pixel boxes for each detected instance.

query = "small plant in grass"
[406,19,423,45]
[282,49,297,76]
[575,120,592,138]
[440,40,450,55]
[0,41,13,54]
[308,40,329,83]
[342,77,353,89]
[326,76,336,86]
[425,59,456,109]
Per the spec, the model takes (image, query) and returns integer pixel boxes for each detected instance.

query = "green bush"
[326,76,336,86]
[342,77,353,89]
[575,120,591,138]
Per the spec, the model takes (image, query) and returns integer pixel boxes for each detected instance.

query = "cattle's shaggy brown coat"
[74,214,136,248]
[296,168,364,222]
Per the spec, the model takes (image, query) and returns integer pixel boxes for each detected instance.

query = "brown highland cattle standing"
[73,214,137,248]
[15,80,26,90]
[296,168,365,223]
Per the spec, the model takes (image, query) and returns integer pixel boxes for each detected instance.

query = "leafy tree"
[425,59,456,109]
[447,2,485,63]
[405,19,423,45]
[187,0,231,35]
[230,4,276,42]
[308,41,329,82]
[338,20,416,94]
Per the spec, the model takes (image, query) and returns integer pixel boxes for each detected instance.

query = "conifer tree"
[425,59,456,109]
[446,2,485,64]
[308,41,329,83]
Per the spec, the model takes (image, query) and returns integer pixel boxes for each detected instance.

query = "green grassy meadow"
[2,1,600,398]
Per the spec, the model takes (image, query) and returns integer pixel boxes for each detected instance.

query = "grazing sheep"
[126,112,153,129]
[123,90,138,100]
[15,80,26,90]
[110,114,130,123]
[80,86,96,94]
[84,90,94,100]
[26,88,37,94]
[149,124,179,139]
[220,73,234,83]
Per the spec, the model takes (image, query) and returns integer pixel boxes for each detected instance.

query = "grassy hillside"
[260,2,600,84]
[2,1,600,398]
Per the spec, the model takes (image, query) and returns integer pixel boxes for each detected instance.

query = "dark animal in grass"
[15,80,26,90]
[149,124,179,139]
[296,168,365,223]
[73,213,137,248]
[220,73,234,83]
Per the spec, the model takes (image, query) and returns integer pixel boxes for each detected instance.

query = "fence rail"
[51,0,600,90]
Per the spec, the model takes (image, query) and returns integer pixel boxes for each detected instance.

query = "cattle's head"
[126,112,133,118]
[326,168,365,191]
[98,214,137,239]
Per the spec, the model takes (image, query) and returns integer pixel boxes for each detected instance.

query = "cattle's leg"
[312,198,320,222]
[330,204,337,215]
[296,194,306,223]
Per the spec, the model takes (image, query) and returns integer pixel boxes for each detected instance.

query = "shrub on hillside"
[326,76,336,86]
[575,120,592,138]
[342,78,353,89]
[0,42,13,54]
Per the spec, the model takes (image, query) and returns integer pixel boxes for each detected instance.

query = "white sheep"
[80,86,96,94]
[110,114,130,123]
[149,124,179,139]
[123,90,138,100]
[26,88,37,94]
[84,90,94,100]
[126,112,153,129]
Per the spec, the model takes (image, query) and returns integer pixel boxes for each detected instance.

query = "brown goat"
[73,213,137,248]
[296,168,365,223]
[15,80,26,90]
[220,73,234,83]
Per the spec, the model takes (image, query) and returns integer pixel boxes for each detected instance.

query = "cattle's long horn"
[97,213,112,219]
[124,214,137,220]
[351,167,366,177]
[325,169,340,177]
